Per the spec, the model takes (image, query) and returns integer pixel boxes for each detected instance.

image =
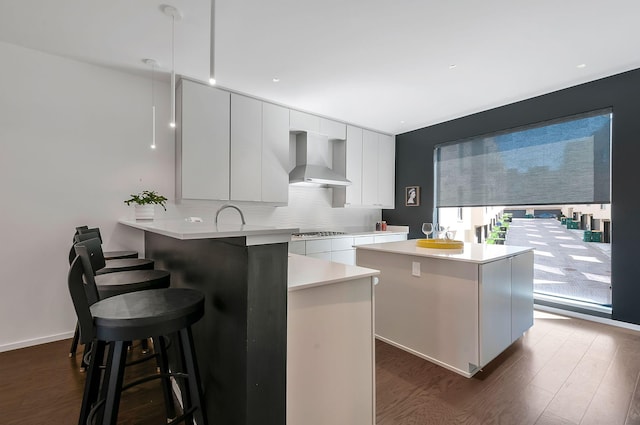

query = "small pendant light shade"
[162,5,182,129]
[142,59,158,149]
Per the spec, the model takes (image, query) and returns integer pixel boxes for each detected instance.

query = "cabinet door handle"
[373,277,380,285]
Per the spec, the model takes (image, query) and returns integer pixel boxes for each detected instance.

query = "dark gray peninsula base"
[120,219,295,425]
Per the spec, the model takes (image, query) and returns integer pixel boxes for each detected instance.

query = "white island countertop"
[355,240,534,264]
[119,219,298,246]
[288,254,379,292]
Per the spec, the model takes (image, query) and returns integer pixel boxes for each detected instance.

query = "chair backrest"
[72,225,89,242]
[68,232,101,265]
[74,237,106,281]
[68,256,99,345]
[79,227,103,243]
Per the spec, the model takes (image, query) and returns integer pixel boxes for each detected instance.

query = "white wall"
[0,42,381,351]
[0,41,172,351]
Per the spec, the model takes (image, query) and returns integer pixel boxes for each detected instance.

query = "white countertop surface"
[288,254,379,291]
[119,219,298,245]
[355,240,534,264]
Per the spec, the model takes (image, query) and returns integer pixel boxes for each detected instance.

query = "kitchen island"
[119,219,297,425]
[287,254,379,425]
[356,240,534,378]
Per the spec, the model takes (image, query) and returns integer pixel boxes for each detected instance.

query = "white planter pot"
[134,204,155,220]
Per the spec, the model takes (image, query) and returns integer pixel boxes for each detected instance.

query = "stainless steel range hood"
[289,132,351,186]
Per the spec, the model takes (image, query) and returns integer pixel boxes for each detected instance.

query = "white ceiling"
[2,0,640,135]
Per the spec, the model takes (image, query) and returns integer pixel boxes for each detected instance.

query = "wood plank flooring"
[377,310,640,425]
[1,310,639,424]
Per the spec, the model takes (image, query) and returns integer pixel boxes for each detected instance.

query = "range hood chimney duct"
[289,132,351,186]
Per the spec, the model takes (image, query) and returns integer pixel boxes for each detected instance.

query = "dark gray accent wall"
[383,68,640,325]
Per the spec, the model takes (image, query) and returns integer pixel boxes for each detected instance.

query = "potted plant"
[124,190,168,220]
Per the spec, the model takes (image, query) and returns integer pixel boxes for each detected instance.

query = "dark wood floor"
[377,310,640,425]
[1,310,640,424]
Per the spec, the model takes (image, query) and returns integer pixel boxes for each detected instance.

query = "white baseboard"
[534,305,640,332]
[0,331,75,353]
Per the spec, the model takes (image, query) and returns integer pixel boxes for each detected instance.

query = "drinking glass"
[422,223,434,238]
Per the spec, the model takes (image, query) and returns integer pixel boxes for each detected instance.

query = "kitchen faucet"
[215,203,246,225]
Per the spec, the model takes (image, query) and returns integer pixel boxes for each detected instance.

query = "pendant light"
[162,5,182,129]
[143,59,158,149]
[209,0,216,85]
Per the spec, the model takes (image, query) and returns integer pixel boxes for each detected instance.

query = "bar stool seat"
[94,269,171,298]
[68,256,207,425]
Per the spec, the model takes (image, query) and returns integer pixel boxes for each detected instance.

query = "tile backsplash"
[162,186,382,232]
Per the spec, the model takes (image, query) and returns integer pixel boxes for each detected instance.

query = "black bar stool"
[75,226,138,260]
[72,233,153,274]
[68,255,207,425]
[69,238,171,365]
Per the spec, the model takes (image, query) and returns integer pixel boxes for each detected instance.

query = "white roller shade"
[435,109,611,207]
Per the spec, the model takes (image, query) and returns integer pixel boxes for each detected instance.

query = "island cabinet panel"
[511,250,534,341]
[177,79,230,200]
[364,251,480,375]
[288,276,374,425]
[479,258,512,367]
[356,241,533,378]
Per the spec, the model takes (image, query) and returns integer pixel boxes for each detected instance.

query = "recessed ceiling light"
[449,64,457,69]
[272,77,280,83]
[577,64,587,69]
[400,120,405,124]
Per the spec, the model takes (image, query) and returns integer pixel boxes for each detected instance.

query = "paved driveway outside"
[505,218,611,306]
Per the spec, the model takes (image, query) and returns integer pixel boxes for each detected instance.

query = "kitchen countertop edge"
[355,240,534,264]
[288,254,380,291]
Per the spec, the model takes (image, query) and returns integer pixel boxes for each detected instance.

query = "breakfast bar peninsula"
[119,218,297,425]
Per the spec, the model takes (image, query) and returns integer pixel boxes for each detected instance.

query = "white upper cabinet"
[290,111,346,140]
[377,133,396,208]
[362,129,395,209]
[290,110,320,133]
[177,79,230,200]
[319,118,346,140]
[177,80,289,204]
[262,103,290,203]
[361,129,379,206]
[231,93,262,201]
[334,126,395,208]
[333,125,363,207]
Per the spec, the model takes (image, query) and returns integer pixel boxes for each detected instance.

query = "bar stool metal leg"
[155,335,177,420]
[102,340,128,425]
[79,340,106,425]
[180,326,207,425]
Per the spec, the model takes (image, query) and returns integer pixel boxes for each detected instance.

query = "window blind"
[435,109,611,208]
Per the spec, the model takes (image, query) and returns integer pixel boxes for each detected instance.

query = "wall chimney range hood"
[289,132,351,187]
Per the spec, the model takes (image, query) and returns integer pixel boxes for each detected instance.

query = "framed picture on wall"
[405,186,420,206]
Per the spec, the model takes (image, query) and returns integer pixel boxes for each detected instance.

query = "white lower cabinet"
[288,276,375,425]
[288,234,407,266]
[373,234,406,244]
